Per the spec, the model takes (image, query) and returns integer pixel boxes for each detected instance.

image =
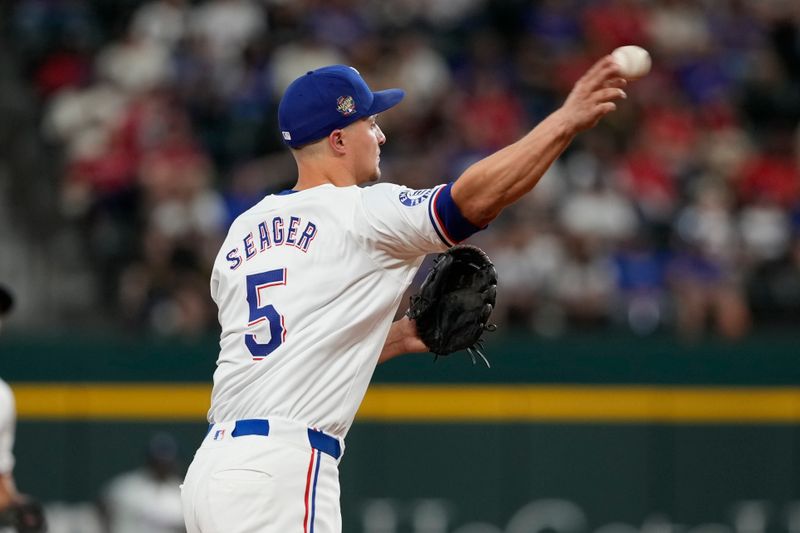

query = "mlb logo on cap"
[278,65,404,148]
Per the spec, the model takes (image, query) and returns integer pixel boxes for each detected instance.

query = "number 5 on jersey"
[245,269,287,360]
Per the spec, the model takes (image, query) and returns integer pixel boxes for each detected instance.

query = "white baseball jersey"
[206,182,471,439]
[0,378,15,475]
[183,181,480,533]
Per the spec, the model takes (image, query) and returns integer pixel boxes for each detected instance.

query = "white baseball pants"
[181,418,343,533]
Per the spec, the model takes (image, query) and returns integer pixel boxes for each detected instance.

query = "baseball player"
[0,286,46,532]
[0,286,23,525]
[0,365,18,533]
[181,59,626,532]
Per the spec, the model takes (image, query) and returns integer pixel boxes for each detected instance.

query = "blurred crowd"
[2,0,800,340]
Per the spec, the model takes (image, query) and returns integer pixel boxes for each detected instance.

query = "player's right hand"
[557,55,628,133]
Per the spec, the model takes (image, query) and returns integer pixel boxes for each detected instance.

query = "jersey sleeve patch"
[428,182,485,246]
[398,188,434,207]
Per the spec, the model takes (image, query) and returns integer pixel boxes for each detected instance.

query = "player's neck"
[293,158,358,190]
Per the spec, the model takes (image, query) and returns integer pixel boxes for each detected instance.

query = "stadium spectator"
[4,0,800,339]
[99,433,184,533]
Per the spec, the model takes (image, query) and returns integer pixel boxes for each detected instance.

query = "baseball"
[611,45,651,79]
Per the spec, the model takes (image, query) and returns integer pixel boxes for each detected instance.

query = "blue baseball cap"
[278,65,405,148]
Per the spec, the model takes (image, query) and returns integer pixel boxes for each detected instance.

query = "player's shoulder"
[223,191,291,232]
[219,184,360,245]
[361,182,442,208]
[361,182,405,195]
[242,184,358,210]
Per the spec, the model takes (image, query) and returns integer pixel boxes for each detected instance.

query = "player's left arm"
[0,473,20,510]
[378,316,427,364]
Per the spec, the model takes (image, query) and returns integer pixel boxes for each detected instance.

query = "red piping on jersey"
[255,269,287,307]
[430,186,457,246]
[248,317,267,327]
[303,449,315,532]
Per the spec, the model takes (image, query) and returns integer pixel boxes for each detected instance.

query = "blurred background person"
[3,0,799,341]
[98,433,185,533]
[0,286,46,533]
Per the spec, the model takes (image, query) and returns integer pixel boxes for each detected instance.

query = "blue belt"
[215,419,342,460]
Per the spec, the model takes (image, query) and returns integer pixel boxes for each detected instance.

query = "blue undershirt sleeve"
[428,182,486,246]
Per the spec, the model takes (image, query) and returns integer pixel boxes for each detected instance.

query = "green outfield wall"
[1,332,799,532]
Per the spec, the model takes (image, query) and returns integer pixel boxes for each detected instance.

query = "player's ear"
[328,129,346,156]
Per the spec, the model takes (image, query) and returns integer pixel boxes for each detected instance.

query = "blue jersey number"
[245,269,287,359]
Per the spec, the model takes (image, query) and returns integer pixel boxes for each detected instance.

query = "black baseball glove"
[407,244,498,366]
[0,500,47,532]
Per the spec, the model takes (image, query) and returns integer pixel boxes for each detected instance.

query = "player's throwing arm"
[452,55,630,227]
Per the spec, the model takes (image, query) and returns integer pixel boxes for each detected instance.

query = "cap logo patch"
[336,96,356,116]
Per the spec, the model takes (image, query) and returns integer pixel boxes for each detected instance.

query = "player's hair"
[290,136,328,157]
